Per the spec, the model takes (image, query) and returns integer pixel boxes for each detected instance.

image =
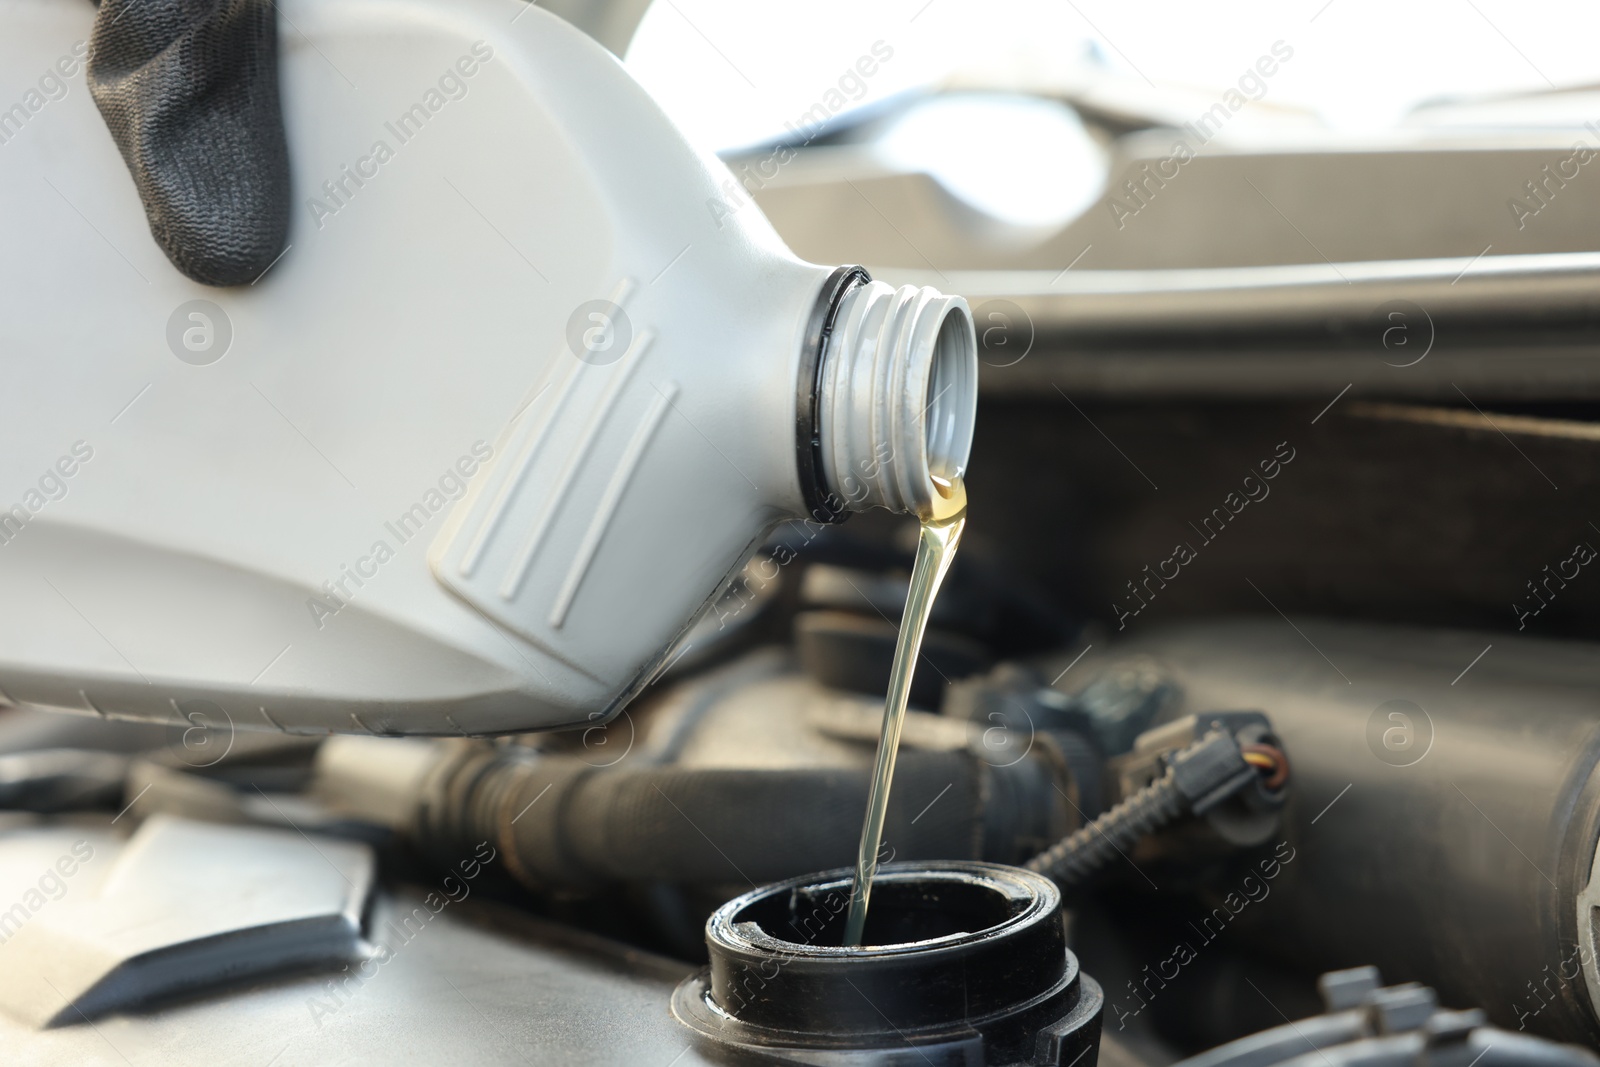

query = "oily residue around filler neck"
[842,474,967,948]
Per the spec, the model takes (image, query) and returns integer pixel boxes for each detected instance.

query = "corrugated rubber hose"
[416,745,1067,892]
[1024,772,1185,886]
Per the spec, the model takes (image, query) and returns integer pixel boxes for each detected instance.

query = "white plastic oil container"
[0,0,976,735]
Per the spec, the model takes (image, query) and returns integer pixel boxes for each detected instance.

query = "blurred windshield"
[627,0,1600,149]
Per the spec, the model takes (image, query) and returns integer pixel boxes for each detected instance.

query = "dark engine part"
[0,748,130,812]
[968,398,1600,641]
[1177,966,1599,1067]
[411,742,1068,892]
[1084,618,1600,1044]
[1028,717,1287,887]
[672,861,1104,1066]
[787,530,1074,709]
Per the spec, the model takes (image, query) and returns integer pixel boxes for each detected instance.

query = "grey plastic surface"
[0,886,714,1066]
[0,816,372,1028]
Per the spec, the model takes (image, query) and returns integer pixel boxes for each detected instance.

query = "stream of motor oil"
[842,474,967,948]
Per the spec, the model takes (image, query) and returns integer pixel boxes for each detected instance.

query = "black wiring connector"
[1024,726,1277,887]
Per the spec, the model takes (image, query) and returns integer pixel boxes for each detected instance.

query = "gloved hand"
[88,0,290,286]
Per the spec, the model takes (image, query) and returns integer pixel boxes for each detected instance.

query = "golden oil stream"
[842,473,967,947]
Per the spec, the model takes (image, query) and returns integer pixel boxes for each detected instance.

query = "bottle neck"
[810,278,976,518]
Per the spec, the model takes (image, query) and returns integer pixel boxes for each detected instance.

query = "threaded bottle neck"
[814,281,977,517]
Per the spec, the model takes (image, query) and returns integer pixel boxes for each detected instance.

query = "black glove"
[88,0,290,286]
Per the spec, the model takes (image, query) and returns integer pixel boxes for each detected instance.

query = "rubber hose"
[417,746,1060,892]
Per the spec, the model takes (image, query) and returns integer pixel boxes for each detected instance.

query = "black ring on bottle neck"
[795,264,871,525]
